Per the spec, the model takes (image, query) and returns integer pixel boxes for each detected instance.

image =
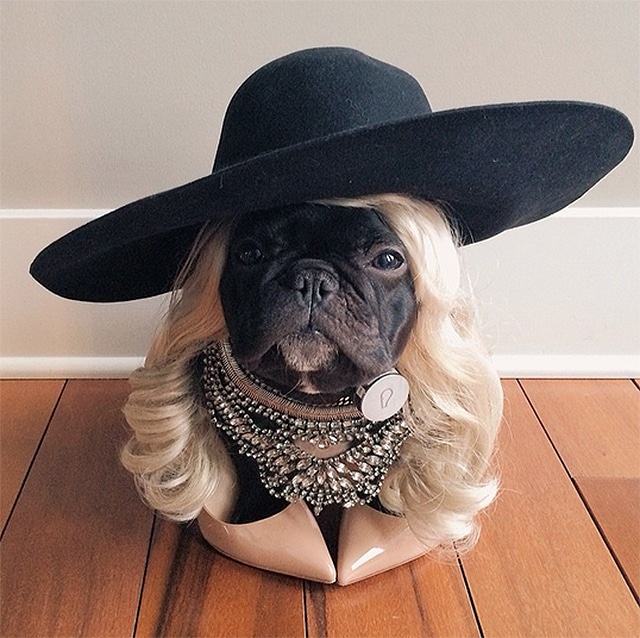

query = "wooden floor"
[1,378,638,637]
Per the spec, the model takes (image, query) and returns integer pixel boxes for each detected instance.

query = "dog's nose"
[284,264,339,307]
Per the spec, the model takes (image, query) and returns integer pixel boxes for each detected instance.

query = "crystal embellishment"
[201,341,412,515]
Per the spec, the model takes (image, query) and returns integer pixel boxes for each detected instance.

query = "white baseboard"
[491,355,640,379]
[2,207,639,379]
[0,357,144,379]
[1,355,638,380]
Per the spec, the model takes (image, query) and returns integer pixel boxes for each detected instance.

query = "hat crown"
[213,47,431,171]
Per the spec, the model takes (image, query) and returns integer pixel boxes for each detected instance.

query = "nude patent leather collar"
[197,499,430,585]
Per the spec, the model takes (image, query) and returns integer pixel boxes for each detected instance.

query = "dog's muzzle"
[281,261,340,310]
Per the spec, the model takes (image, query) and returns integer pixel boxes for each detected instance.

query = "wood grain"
[0,379,64,532]
[520,379,640,478]
[576,477,640,599]
[135,517,305,637]
[0,380,154,638]
[2,379,639,637]
[305,556,479,638]
[461,380,639,637]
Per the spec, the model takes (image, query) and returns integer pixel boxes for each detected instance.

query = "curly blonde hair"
[121,194,502,551]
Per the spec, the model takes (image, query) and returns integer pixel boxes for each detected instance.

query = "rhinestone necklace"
[201,341,411,514]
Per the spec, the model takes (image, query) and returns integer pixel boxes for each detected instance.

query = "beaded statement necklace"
[201,341,411,514]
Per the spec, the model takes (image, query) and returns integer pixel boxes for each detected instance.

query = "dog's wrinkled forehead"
[228,203,402,255]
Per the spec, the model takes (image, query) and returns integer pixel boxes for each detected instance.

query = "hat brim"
[30,101,633,302]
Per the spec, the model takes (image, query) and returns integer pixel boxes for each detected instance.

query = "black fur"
[220,203,417,396]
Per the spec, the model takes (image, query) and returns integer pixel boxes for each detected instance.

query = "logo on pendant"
[380,387,394,410]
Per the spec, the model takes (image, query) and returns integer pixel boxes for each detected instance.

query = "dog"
[121,193,503,583]
[220,203,417,397]
[207,202,418,528]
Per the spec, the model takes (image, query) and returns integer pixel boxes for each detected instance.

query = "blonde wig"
[121,194,502,551]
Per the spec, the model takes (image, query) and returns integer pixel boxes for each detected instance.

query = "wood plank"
[306,556,479,638]
[0,379,65,532]
[135,517,305,637]
[0,380,154,638]
[520,379,640,478]
[462,380,639,637]
[576,477,640,599]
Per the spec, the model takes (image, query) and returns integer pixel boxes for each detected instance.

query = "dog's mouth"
[277,330,338,374]
[233,328,372,399]
[275,330,340,395]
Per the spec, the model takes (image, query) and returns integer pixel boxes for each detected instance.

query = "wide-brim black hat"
[30,47,634,302]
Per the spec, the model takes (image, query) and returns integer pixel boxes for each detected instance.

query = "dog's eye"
[235,244,264,266]
[372,250,405,270]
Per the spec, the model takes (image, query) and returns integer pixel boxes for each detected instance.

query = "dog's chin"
[275,332,339,395]
[277,331,338,375]
[237,331,367,399]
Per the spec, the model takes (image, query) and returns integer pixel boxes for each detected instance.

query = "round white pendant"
[356,370,409,422]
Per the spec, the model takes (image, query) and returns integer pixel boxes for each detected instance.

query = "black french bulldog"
[216,203,418,526]
[220,203,418,398]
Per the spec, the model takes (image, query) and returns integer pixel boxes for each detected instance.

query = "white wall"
[1,1,639,377]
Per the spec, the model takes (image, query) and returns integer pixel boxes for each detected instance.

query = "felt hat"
[30,47,634,302]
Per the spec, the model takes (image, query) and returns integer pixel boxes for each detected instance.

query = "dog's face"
[219,203,417,396]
